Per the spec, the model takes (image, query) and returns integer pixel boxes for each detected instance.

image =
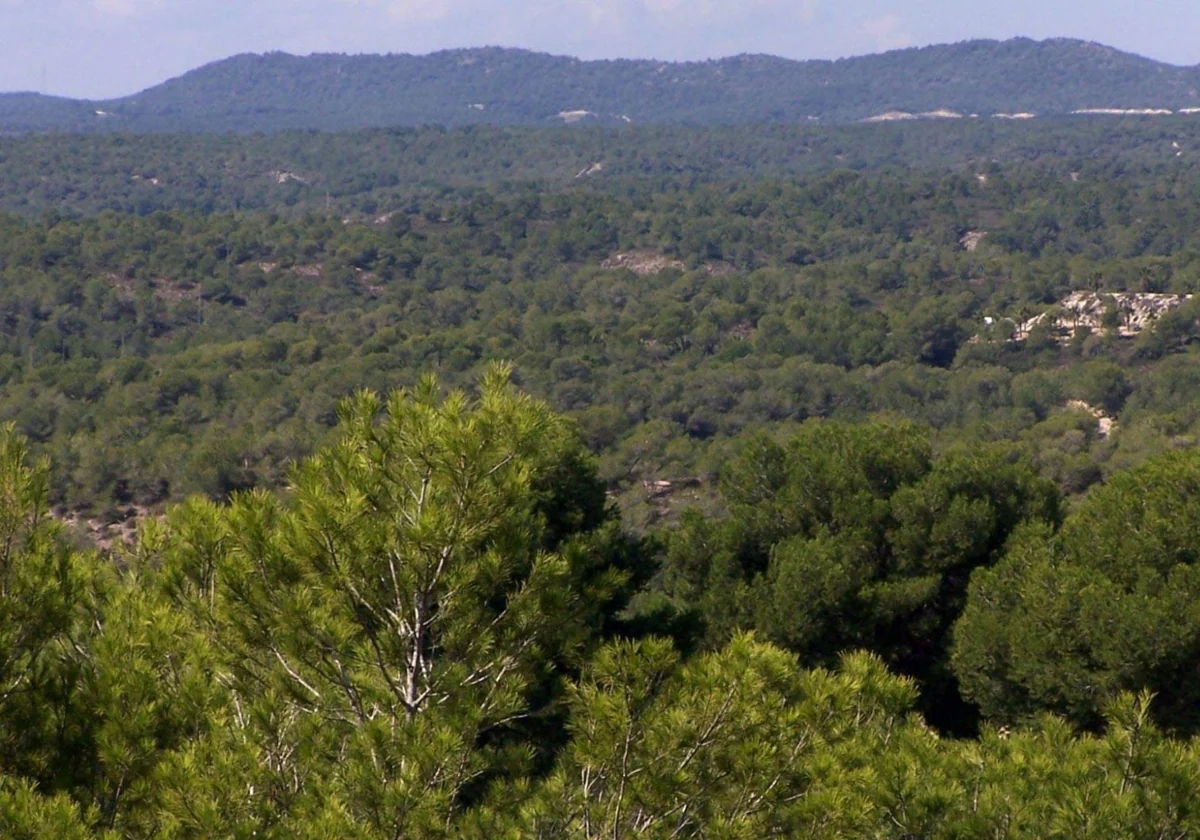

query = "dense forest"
[5,149,1200,525]
[5,37,1200,133]
[4,117,1200,218]
[4,113,1200,836]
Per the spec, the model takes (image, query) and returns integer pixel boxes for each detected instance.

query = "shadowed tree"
[954,449,1200,733]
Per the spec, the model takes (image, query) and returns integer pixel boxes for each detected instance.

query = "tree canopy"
[954,448,1200,733]
[0,401,1196,836]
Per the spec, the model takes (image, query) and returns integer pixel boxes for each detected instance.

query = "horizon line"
[2,35,1193,103]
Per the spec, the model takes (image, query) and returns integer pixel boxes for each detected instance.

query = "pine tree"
[155,365,637,837]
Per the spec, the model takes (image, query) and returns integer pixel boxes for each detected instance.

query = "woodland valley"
[5,37,1200,839]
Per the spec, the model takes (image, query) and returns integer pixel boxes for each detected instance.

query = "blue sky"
[2,0,1198,99]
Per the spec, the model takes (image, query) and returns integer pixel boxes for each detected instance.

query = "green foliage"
[0,425,96,784]
[658,419,1060,728]
[0,396,1195,836]
[954,449,1200,732]
[7,92,1200,835]
[147,367,635,837]
[0,777,102,840]
[488,637,918,839]
[0,156,1199,519]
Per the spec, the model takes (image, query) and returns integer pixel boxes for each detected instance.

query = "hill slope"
[4,38,1200,133]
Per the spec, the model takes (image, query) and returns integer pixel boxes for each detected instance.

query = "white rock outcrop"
[1071,108,1174,116]
[1065,400,1117,439]
[1011,291,1192,342]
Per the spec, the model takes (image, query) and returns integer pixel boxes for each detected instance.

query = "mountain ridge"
[4,37,1200,133]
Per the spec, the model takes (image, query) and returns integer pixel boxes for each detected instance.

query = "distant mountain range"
[4,38,1200,134]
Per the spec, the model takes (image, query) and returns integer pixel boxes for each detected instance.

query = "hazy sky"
[2,0,1199,99]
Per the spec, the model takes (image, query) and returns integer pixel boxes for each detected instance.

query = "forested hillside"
[6,87,1200,837]
[5,37,1200,133]
[3,148,1200,535]
[2,117,1200,218]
